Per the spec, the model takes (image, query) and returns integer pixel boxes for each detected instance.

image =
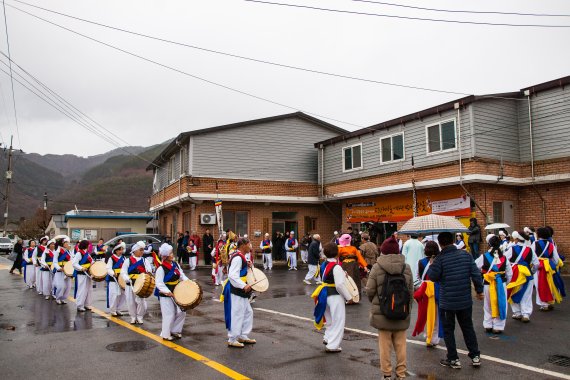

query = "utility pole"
[3,136,13,236]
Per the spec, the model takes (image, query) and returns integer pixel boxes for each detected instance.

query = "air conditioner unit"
[200,213,216,225]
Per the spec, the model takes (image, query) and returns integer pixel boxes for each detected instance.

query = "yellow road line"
[85,302,251,380]
[5,264,249,380]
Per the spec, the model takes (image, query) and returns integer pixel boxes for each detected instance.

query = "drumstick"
[249,278,268,287]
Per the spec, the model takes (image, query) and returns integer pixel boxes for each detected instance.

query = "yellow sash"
[425,281,436,344]
[483,271,505,318]
[311,283,335,299]
[540,258,563,304]
[506,265,531,303]
[219,276,247,302]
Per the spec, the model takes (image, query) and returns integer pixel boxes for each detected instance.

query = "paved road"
[1,257,569,379]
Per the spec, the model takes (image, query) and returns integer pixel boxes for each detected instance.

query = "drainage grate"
[548,355,570,368]
[106,340,157,352]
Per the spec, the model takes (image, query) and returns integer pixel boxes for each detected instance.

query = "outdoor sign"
[345,187,470,223]
[71,229,81,240]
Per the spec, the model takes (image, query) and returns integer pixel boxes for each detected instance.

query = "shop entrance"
[362,222,398,245]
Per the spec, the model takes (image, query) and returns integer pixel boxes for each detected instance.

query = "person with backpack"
[427,232,484,370]
[366,236,413,380]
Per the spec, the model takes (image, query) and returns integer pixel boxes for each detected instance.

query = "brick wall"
[324,156,570,196]
[157,201,342,254]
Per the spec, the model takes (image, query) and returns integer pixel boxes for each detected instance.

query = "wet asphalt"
[1,256,569,380]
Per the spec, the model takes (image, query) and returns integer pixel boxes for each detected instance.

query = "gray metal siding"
[518,86,570,162]
[472,99,520,162]
[321,107,472,184]
[189,117,341,182]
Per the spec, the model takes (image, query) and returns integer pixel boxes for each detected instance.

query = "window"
[426,119,456,154]
[493,202,504,223]
[342,143,362,172]
[310,218,317,231]
[168,156,176,182]
[380,133,404,163]
[223,211,249,237]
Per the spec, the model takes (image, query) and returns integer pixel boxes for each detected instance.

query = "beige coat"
[359,241,379,267]
[366,254,414,331]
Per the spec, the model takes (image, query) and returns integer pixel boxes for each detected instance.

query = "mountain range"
[0,143,168,228]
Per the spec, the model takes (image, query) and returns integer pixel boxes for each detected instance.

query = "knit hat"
[338,233,352,247]
[380,236,400,255]
[158,243,173,257]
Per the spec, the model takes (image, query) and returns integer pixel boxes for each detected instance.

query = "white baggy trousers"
[324,294,346,350]
[75,274,93,308]
[107,280,126,313]
[125,285,147,320]
[53,271,71,302]
[227,294,253,343]
[159,296,186,338]
[483,283,508,331]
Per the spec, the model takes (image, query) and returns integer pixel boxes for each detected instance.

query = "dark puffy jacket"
[427,245,483,310]
[307,240,321,265]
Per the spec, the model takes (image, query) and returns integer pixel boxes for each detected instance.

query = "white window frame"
[379,132,405,165]
[341,142,363,173]
[425,118,457,156]
[168,155,176,184]
[180,147,187,177]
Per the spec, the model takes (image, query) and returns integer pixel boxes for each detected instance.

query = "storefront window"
[223,211,249,236]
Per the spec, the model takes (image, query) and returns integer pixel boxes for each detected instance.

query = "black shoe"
[485,328,493,333]
[492,330,502,335]
[440,358,461,369]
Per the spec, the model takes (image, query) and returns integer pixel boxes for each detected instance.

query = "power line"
[0,51,156,166]
[349,0,570,18]
[7,3,367,131]
[9,0,470,97]
[243,0,570,28]
[1,0,21,148]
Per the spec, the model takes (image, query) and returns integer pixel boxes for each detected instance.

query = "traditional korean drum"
[89,261,108,282]
[133,273,155,298]
[173,280,203,310]
[118,275,126,290]
[246,267,269,292]
[345,273,360,303]
[63,261,75,278]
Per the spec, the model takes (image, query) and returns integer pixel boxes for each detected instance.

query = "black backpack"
[379,264,410,320]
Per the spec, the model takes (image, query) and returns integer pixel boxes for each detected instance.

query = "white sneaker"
[303,280,312,285]
[316,281,323,285]
[130,318,137,324]
[288,268,293,271]
[293,267,298,271]
[137,318,144,325]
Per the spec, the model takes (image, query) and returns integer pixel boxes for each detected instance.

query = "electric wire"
[243,0,570,28]
[1,0,21,147]
[349,0,570,18]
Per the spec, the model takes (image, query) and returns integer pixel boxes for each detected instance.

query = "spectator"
[427,232,484,370]
[9,238,24,275]
[272,231,284,261]
[303,234,322,285]
[467,218,482,260]
[190,231,202,259]
[202,229,214,266]
[176,233,184,263]
[347,226,361,247]
[366,236,413,380]
[393,231,403,253]
[402,234,425,288]
[359,232,379,269]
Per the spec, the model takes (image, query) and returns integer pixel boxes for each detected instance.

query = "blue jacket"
[307,240,321,265]
[427,244,483,310]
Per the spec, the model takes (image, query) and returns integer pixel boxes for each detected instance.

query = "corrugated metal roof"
[64,210,153,222]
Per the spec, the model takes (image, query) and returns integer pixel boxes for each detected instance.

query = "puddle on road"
[106,340,157,352]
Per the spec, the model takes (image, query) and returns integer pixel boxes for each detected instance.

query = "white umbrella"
[484,223,510,231]
[399,214,468,234]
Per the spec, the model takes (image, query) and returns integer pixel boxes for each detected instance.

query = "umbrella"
[399,214,468,234]
[484,223,510,231]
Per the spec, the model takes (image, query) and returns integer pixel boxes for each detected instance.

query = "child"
[311,242,352,353]
[476,235,513,334]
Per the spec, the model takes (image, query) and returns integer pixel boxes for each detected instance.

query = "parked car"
[103,234,165,258]
[0,237,14,254]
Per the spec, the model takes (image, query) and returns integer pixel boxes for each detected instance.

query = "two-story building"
[316,76,570,252]
[147,112,347,252]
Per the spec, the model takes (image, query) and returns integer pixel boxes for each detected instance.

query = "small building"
[316,75,570,252]
[45,213,67,238]
[59,210,153,242]
[148,112,348,250]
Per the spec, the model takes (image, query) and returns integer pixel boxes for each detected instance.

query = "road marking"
[4,264,250,380]
[255,307,570,380]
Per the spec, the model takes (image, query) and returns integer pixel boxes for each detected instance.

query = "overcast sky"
[0,0,569,157]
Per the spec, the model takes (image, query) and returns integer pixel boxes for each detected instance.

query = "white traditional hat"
[113,242,126,252]
[498,230,507,237]
[131,241,146,252]
[158,243,173,257]
[512,231,527,241]
[47,239,56,246]
[486,234,496,244]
